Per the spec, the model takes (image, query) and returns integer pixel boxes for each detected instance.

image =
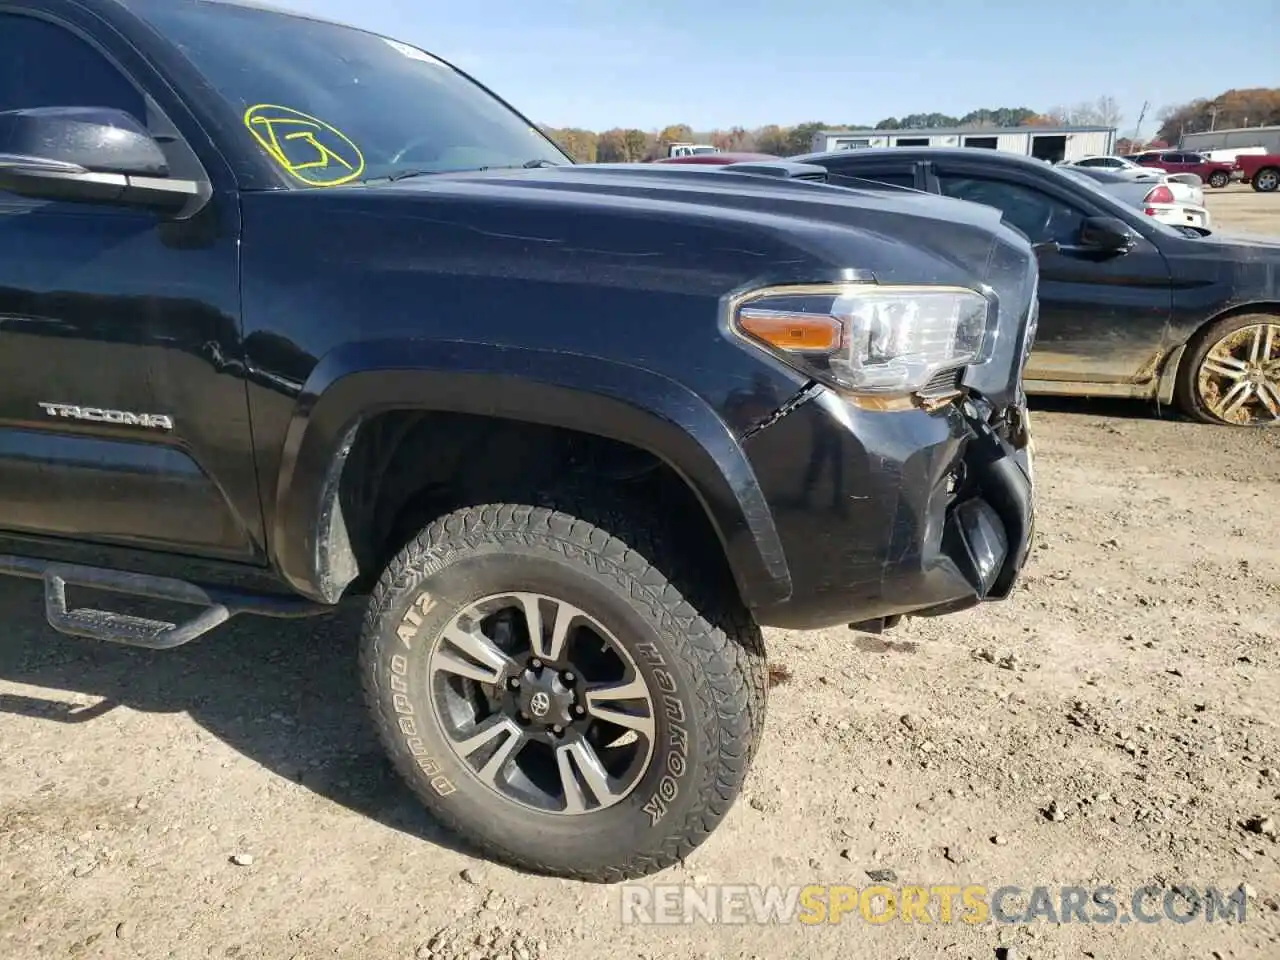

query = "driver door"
[0,6,264,560]
[928,164,1173,385]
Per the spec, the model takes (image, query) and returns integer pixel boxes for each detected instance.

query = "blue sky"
[265,0,1277,135]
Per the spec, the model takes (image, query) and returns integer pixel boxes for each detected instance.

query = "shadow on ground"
[0,576,482,860]
[1028,393,1182,422]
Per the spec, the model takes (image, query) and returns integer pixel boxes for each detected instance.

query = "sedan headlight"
[728,282,994,395]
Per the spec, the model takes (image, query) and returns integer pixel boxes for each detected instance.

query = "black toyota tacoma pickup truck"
[0,0,1038,882]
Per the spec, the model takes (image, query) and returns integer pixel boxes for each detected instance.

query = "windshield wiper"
[357,169,437,185]
[388,168,435,181]
[360,160,561,184]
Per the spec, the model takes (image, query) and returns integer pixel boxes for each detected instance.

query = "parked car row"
[1124,150,1237,189]
[662,146,1280,428]
[1062,153,1211,192]
[1112,148,1280,193]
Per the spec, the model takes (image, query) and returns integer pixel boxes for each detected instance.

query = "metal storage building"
[810,126,1117,163]
[1180,125,1280,154]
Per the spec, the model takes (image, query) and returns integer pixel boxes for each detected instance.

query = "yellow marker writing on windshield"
[243,104,365,186]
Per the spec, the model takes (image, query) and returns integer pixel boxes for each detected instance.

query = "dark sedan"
[776,147,1280,428]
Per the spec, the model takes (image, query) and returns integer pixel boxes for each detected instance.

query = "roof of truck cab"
[114,0,378,33]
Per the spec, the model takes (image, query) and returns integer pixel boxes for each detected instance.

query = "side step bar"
[0,555,332,650]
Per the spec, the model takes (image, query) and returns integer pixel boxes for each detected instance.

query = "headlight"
[1022,284,1039,373]
[728,283,994,396]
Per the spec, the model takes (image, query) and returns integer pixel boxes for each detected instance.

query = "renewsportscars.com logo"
[619,883,1252,926]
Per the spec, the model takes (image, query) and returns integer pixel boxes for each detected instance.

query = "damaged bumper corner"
[740,385,1036,633]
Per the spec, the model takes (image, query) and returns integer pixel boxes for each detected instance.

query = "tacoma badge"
[38,402,174,431]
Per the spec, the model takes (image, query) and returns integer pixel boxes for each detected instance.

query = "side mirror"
[0,106,199,213]
[1036,216,1135,258]
[1076,216,1135,252]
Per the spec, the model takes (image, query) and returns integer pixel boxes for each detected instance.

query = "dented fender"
[267,338,794,609]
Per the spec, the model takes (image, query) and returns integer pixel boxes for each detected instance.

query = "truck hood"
[262,160,1039,410]
[352,161,1024,286]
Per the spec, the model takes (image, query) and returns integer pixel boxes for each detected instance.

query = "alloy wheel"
[1195,321,1280,426]
[1255,169,1279,192]
[426,591,657,815]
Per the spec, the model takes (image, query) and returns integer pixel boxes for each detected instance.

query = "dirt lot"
[2,190,1279,960]
[1205,182,1280,236]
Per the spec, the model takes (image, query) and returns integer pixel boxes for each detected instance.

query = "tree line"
[1154,87,1280,144]
[539,89,1280,163]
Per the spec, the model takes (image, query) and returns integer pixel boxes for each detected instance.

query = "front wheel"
[359,500,768,882]
[1175,313,1280,426]
[1207,170,1230,189]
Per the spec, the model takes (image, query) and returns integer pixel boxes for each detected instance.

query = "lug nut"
[531,658,543,670]
[552,725,563,735]
[563,671,575,683]
[574,705,586,716]
[508,677,520,689]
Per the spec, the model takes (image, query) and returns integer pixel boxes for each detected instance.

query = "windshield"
[132,0,571,185]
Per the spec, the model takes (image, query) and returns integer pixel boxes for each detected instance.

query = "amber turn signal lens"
[737,309,842,352]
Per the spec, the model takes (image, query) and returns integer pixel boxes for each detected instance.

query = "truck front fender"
[269,338,792,610]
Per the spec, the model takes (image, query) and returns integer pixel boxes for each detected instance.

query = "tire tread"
[359,493,768,883]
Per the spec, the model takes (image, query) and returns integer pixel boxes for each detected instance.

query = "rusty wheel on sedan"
[1176,313,1280,426]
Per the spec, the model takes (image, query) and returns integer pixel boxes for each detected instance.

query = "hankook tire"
[360,498,768,882]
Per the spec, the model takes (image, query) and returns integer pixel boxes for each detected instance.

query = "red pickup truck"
[1233,154,1280,193]
[1131,150,1236,188]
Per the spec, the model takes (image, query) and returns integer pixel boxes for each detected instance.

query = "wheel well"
[333,410,739,599]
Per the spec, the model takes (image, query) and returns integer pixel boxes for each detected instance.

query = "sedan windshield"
[130,0,571,185]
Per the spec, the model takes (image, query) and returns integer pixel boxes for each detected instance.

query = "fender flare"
[269,338,793,609]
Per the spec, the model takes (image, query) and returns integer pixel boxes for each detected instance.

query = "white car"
[1142,174,1204,208]
[1060,155,1205,204]
[1061,162,1204,205]
[1064,154,1208,191]
[1130,183,1212,230]
[1057,167,1212,230]
[1062,154,1165,180]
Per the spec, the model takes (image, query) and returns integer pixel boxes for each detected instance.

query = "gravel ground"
[1206,182,1280,236]
[2,190,1278,960]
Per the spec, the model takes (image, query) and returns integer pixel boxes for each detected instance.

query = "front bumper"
[743,388,1036,632]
